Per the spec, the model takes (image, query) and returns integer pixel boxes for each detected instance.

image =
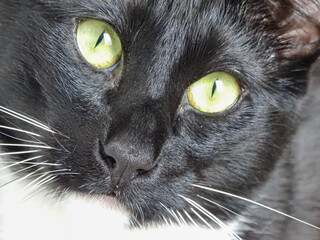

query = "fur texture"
[0,1,319,239]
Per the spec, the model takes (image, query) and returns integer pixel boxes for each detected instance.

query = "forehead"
[31,0,273,96]
[37,0,240,30]
[37,0,254,63]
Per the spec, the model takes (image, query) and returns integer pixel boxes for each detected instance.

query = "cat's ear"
[269,0,320,61]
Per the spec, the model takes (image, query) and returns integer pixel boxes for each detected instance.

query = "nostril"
[99,141,117,170]
[107,155,117,169]
[134,164,158,178]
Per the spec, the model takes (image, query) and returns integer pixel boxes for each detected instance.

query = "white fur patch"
[0,157,238,240]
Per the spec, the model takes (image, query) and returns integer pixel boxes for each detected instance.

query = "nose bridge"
[103,100,169,191]
[109,96,169,154]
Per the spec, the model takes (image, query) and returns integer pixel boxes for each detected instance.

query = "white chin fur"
[0,158,237,240]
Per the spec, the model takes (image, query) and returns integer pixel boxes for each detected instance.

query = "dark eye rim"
[73,18,123,72]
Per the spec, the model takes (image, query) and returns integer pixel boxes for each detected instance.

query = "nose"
[101,141,156,192]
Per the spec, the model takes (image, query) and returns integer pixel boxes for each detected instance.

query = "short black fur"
[0,0,319,239]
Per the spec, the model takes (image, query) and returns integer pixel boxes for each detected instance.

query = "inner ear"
[269,0,320,60]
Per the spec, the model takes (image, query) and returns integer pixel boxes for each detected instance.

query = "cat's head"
[0,0,319,227]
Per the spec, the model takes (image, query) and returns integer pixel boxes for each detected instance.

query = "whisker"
[162,216,171,226]
[183,210,199,227]
[180,195,242,240]
[180,195,224,227]
[0,155,43,171]
[176,210,187,226]
[37,169,72,175]
[0,175,58,215]
[0,161,61,167]
[190,207,214,230]
[0,106,55,134]
[0,168,68,191]
[0,118,52,144]
[0,143,54,149]
[192,184,320,230]
[0,167,45,190]
[51,131,70,153]
[160,203,179,225]
[0,124,65,152]
[0,150,41,156]
[0,125,42,137]
[19,175,58,204]
[197,195,251,222]
[171,210,183,226]
[0,164,38,180]
[135,202,145,223]
[54,172,80,176]
[22,173,57,192]
[18,169,72,182]
[0,130,44,144]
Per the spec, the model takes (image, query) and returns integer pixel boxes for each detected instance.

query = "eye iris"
[187,72,240,113]
[76,19,122,69]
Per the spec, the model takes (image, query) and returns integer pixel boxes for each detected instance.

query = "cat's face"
[0,0,319,235]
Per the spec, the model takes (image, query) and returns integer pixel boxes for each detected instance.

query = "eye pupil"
[211,80,218,98]
[94,30,106,49]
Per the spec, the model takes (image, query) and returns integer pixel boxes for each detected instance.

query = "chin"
[0,165,238,240]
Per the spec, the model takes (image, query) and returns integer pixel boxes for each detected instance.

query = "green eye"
[76,19,122,69]
[187,72,240,113]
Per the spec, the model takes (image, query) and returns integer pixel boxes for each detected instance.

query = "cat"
[0,0,319,239]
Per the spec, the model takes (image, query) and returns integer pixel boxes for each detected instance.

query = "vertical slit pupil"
[94,30,106,49]
[211,79,218,97]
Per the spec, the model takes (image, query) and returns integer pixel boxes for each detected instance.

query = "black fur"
[0,0,319,239]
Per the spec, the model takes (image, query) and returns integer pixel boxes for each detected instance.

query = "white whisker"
[0,106,54,133]
[40,169,72,175]
[168,218,174,226]
[180,195,224,226]
[0,167,45,191]
[25,169,72,181]
[171,210,183,226]
[135,202,145,223]
[190,207,214,230]
[184,210,199,227]
[0,150,41,156]
[22,174,57,193]
[180,195,242,240]
[0,143,54,149]
[192,184,320,230]
[54,172,80,176]
[51,131,70,153]
[0,161,61,167]
[162,216,171,226]
[21,169,69,192]
[160,203,179,225]
[176,210,187,226]
[197,195,250,222]
[0,175,58,215]
[0,125,42,137]
[0,155,43,171]
[0,165,37,180]
[20,176,58,203]
[0,130,44,144]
